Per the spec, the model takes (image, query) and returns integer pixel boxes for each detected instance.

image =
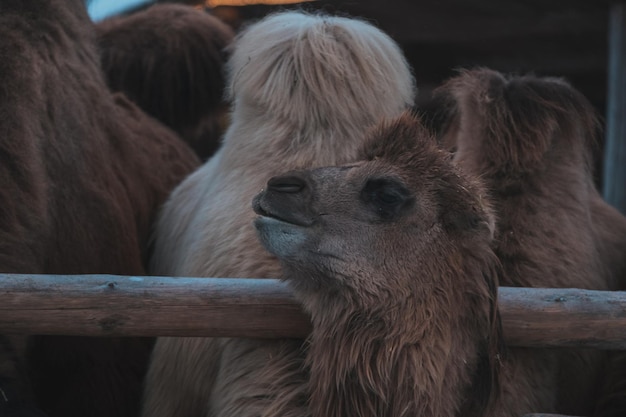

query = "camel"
[0,1,199,416]
[142,10,416,417]
[252,111,503,417]
[435,68,626,416]
[97,4,235,160]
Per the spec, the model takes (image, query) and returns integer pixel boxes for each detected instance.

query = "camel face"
[253,162,432,300]
[253,113,494,302]
[253,163,417,264]
[253,164,419,262]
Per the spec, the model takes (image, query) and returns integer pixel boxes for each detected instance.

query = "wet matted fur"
[142,10,416,417]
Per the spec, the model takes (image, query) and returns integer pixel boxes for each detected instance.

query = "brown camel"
[0,1,199,416]
[97,4,235,160]
[253,111,503,417]
[436,68,626,416]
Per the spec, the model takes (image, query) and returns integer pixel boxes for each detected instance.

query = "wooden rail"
[0,273,625,350]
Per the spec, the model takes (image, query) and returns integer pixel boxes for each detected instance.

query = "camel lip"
[252,198,271,217]
[252,197,313,227]
[254,213,312,229]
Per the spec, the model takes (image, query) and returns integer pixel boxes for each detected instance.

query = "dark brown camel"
[0,1,199,416]
[435,68,626,416]
[97,4,235,160]
[253,112,503,417]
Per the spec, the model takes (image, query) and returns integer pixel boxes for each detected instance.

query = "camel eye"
[361,177,413,220]
[376,189,402,204]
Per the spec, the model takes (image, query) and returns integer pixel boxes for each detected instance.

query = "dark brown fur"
[97,4,235,160]
[253,112,503,417]
[0,1,200,416]
[0,336,47,417]
[594,350,626,417]
[435,68,626,416]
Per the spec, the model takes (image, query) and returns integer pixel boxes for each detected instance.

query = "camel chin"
[253,216,309,259]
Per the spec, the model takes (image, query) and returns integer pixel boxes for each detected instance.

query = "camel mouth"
[252,197,271,218]
[252,194,313,227]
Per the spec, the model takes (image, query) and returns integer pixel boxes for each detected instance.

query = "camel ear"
[441,204,488,234]
[97,4,234,138]
[436,176,495,239]
[432,86,460,153]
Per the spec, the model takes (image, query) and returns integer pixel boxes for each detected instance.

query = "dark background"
[151,0,617,188]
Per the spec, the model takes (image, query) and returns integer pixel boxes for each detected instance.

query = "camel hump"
[226,11,416,132]
[97,4,234,160]
[437,67,600,174]
[97,4,233,127]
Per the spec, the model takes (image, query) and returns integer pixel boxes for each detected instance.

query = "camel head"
[253,111,496,311]
[252,111,503,417]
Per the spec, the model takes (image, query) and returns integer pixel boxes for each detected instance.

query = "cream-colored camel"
[142,10,416,417]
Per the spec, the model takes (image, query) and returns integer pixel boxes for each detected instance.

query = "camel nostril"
[267,174,306,194]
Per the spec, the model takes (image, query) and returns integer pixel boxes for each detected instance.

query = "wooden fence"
[0,273,625,350]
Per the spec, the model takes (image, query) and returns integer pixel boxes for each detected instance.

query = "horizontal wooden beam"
[0,274,310,339]
[499,286,626,350]
[0,274,625,350]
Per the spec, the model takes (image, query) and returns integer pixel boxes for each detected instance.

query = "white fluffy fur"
[142,11,415,417]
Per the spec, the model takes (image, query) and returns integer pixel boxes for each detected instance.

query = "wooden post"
[0,274,625,349]
[605,2,626,214]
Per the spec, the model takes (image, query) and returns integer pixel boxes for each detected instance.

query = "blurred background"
[89,0,622,196]
[89,0,610,113]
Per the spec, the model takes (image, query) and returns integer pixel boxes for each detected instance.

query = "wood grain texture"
[0,274,625,349]
[0,274,311,338]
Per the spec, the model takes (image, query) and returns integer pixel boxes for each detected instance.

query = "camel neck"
[305,311,478,417]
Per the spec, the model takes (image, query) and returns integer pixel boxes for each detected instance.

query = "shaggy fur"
[435,68,626,416]
[0,1,200,417]
[142,10,416,417]
[97,4,234,160]
[252,112,503,417]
